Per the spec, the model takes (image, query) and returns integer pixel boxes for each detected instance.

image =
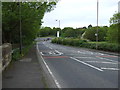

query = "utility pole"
[96,0,99,49]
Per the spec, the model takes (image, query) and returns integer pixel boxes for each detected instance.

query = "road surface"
[37,38,119,88]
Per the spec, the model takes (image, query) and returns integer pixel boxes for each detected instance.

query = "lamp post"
[56,20,60,37]
[96,0,99,49]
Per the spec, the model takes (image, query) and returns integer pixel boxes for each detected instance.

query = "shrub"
[52,38,119,52]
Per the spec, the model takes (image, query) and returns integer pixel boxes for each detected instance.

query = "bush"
[52,38,119,52]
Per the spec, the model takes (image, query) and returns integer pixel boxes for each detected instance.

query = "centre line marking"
[70,57,103,72]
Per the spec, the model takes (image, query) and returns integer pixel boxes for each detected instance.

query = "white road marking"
[97,53,105,55]
[37,43,61,88]
[55,50,63,55]
[76,57,94,59]
[70,57,103,72]
[101,67,119,71]
[78,51,85,54]
[97,57,118,62]
[85,61,117,64]
[49,52,52,55]
[40,52,44,55]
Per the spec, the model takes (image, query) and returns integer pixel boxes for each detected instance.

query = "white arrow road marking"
[55,50,63,55]
[70,57,103,72]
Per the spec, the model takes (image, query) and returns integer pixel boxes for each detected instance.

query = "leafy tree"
[83,26,108,41]
[88,24,92,28]
[107,12,120,44]
[106,24,119,43]
[109,12,120,24]
[2,1,57,45]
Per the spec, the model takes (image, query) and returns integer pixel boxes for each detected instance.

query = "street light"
[55,20,60,37]
[96,0,99,49]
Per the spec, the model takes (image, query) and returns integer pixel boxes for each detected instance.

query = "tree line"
[2,1,57,45]
[39,12,120,44]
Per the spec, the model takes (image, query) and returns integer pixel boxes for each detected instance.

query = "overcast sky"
[42,0,119,29]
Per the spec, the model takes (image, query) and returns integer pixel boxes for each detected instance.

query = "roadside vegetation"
[39,12,120,53]
[2,1,58,60]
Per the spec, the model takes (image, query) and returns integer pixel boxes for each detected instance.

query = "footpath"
[2,45,47,88]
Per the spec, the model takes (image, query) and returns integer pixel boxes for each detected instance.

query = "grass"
[12,41,36,61]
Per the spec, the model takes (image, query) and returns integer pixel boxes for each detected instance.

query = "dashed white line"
[70,57,103,72]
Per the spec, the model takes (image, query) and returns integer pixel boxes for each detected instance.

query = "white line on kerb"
[37,43,61,88]
[70,57,103,72]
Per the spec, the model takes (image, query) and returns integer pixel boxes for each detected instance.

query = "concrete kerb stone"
[36,42,58,88]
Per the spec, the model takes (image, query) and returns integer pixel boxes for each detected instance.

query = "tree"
[109,12,120,25]
[107,12,120,44]
[83,26,108,41]
[88,24,92,28]
[2,1,57,45]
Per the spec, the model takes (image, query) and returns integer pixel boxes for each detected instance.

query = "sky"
[42,0,119,29]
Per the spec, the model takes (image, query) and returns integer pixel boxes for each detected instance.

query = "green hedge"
[52,38,120,52]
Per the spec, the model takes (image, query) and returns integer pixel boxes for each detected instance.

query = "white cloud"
[42,0,119,28]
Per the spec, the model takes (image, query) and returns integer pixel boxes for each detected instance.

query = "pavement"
[2,45,46,88]
[37,39,119,88]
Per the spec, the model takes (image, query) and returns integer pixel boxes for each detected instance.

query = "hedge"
[52,38,120,52]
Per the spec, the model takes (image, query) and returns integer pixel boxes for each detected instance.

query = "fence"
[2,43,12,71]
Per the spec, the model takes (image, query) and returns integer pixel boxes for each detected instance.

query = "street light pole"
[96,0,99,49]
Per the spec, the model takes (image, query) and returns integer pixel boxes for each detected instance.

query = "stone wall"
[2,43,12,71]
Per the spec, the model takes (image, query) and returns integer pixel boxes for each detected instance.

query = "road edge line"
[36,42,61,88]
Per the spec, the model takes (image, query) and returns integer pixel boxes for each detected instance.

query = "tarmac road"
[37,39,119,88]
